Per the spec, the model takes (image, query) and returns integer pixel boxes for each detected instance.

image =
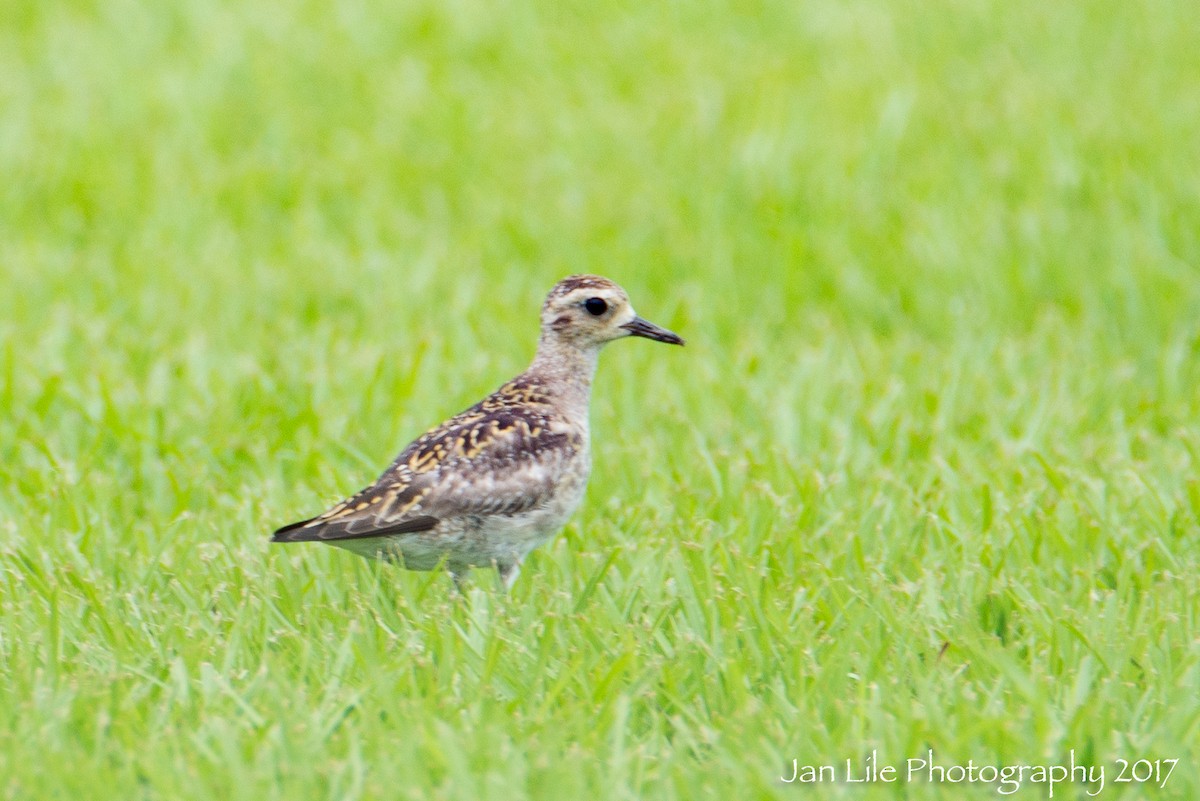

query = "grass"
[2,0,1199,798]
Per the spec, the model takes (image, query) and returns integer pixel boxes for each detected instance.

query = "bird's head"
[540,275,684,350]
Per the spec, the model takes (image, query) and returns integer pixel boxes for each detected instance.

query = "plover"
[271,275,684,590]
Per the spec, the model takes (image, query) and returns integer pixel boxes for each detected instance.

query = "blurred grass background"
[2,0,1199,798]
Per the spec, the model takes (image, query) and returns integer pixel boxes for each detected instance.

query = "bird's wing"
[272,380,581,544]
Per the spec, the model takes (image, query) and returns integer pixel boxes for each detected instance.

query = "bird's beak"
[620,316,685,345]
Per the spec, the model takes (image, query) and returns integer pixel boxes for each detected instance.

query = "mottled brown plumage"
[272,275,683,590]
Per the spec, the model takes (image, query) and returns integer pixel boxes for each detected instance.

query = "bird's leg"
[449,568,470,595]
[496,560,522,592]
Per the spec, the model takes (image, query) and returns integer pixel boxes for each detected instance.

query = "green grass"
[2,0,1200,798]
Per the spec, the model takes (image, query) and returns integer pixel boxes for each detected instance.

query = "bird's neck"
[527,336,601,420]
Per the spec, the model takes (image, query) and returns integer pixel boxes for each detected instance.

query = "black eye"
[584,297,608,316]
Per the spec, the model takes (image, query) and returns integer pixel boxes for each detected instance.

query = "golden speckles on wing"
[409,448,440,473]
[283,371,579,544]
[389,378,557,477]
[385,485,429,518]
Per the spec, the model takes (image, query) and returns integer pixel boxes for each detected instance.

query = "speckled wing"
[271,379,580,544]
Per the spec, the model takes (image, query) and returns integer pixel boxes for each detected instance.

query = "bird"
[271,274,684,590]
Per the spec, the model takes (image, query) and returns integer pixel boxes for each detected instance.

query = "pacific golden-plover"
[271,275,684,590]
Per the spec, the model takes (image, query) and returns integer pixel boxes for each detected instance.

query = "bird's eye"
[584,297,608,316]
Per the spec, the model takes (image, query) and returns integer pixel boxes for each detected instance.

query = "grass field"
[2,0,1200,798]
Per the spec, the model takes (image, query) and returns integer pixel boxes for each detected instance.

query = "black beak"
[620,316,685,346]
